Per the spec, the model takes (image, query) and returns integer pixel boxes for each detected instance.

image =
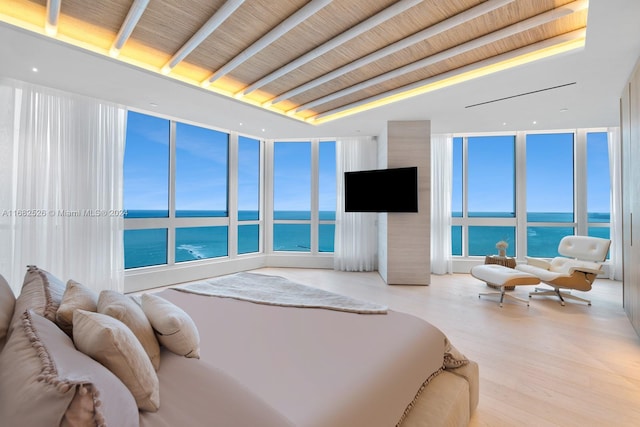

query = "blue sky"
[125,111,609,215]
[453,133,610,214]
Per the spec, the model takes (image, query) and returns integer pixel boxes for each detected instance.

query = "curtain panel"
[430,134,453,274]
[0,79,126,294]
[334,136,378,272]
[608,127,622,280]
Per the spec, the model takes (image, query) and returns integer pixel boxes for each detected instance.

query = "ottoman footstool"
[471,264,540,307]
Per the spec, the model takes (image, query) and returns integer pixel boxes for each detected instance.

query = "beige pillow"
[73,309,160,412]
[11,265,65,332]
[141,293,201,359]
[98,290,161,370]
[56,280,98,336]
[0,274,15,350]
[0,310,138,426]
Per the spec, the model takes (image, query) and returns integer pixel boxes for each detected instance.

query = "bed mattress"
[140,288,449,427]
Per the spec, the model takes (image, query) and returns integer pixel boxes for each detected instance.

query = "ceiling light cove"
[0,0,589,125]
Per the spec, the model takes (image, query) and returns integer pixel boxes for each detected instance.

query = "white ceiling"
[1,0,639,139]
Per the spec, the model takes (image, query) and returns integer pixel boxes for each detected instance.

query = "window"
[124,111,233,269]
[319,141,336,252]
[451,130,611,260]
[273,141,311,251]
[526,133,574,257]
[452,135,515,257]
[175,123,228,217]
[586,132,611,252]
[468,135,515,218]
[124,111,169,218]
[238,136,261,254]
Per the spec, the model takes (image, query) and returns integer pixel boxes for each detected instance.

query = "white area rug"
[173,272,388,314]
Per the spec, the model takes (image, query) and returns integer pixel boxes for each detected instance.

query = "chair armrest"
[525,257,551,270]
[568,266,603,276]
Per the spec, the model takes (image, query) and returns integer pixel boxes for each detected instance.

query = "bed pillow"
[97,290,161,370]
[0,274,15,351]
[56,280,99,336]
[73,309,160,412]
[0,310,138,426]
[141,293,201,359]
[11,265,65,333]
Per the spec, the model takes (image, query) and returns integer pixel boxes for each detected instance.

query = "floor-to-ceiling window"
[452,135,516,257]
[526,132,574,257]
[124,111,232,270]
[271,139,336,253]
[237,135,261,255]
[452,129,610,260]
[124,111,337,272]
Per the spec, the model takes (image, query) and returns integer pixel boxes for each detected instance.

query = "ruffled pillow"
[0,310,138,426]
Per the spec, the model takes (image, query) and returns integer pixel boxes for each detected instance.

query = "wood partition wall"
[621,57,640,337]
[378,120,431,285]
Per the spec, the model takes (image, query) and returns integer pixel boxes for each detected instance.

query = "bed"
[0,267,478,427]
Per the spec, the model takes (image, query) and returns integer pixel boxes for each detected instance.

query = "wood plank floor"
[248,267,640,427]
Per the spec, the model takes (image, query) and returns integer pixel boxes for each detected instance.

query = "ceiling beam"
[45,0,61,36]
[110,0,150,58]
[293,0,588,113]
[201,0,333,88]
[264,0,516,107]
[161,0,246,74]
[239,0,423,97]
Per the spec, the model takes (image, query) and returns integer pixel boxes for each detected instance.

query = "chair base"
[479,288,530,308]
[529,286,592,306]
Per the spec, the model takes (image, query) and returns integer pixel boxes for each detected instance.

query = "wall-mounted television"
[344,166,418,213]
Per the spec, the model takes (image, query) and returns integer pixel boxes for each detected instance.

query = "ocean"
[124,210,610,269]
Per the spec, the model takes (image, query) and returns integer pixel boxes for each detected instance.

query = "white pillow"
[141,293,200,359]
[73,309,160,412]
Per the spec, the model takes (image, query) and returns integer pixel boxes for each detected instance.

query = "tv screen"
[344,166,418,212]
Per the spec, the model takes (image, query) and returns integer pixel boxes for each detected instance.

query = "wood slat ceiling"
[2,0,588,123]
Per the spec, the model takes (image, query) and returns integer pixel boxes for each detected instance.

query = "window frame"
[452,128,610,260]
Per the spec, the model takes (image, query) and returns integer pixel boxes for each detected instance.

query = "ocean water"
[124,210,335,269]
[124,211,610,269]
[452,212,610,258]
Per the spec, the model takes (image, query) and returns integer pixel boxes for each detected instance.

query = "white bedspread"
[140,289,446,427]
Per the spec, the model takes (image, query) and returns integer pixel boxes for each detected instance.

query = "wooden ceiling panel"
[131,0,225,56]
[185,0,307,75]
[58,0,131,34]
[3,0,591,123]
[229,0,397,89]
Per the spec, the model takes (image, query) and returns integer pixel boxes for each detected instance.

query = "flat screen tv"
[344,166,418,212]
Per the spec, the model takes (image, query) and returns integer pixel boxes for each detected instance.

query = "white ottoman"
[471,264,540,307]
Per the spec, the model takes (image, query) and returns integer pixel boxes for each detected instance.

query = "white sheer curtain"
[430,134,453,274]
[607,126,622,280]
[334,136,378,271]
[0,79,126,294]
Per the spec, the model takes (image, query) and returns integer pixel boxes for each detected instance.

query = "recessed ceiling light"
[502,122,507,126]
[261,128,266,132]
[532,120,537,124]
[149,102,158,107]
[32,67,38,72]
[560,108,569,112]
[239,122,243,126]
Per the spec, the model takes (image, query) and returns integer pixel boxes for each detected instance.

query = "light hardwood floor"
[245,267,640,427]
